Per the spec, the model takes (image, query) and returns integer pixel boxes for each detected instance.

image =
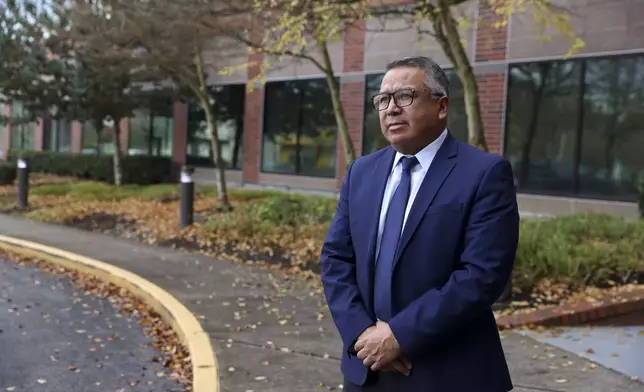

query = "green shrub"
[515,213,644,292]
[7,150,172,185]
[31,181,179,201]
[0,163,16,185]
[205,193,337,238]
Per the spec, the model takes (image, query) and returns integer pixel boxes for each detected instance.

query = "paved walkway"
[0,214,642,392]
[520,311,644,381]
[0,255,181,391]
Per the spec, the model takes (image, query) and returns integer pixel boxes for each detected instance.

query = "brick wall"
[242,17,265,184]
[0,105,10,160]
[474,0,508,154]
[336,20,366,184]
[171,102,188,174]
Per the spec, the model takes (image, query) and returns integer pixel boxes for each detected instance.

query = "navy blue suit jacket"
[321,133,519,392]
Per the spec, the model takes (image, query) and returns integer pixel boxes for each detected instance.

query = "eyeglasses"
[371,88,444,111]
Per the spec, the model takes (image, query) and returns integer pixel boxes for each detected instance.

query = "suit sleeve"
[388,158,520,359]
[320,160,376,351]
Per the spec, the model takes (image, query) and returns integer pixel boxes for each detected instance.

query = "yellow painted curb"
[0,235,219,392]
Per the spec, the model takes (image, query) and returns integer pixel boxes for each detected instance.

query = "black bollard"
[17,157,29,210]
[498,278,512,303]
[179,166,194,228]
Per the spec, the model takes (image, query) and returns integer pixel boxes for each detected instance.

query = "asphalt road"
[0,256,183,392]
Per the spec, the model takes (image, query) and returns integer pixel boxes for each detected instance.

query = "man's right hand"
[356,326,412,376]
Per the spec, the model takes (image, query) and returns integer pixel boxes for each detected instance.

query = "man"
[320,56,519,392]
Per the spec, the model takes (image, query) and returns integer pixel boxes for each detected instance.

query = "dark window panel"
[504,53,644,202]
[186,84,245,169]
[504,60,582,195]
[129,96,174,157]
[81,120,115,155]
[261,78,337,178]
[44,118,72,152]
[362,69,467,156]
[578,55,644,200]
[9,101,35,150]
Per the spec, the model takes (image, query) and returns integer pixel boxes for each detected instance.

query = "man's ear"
[437,96,449,121]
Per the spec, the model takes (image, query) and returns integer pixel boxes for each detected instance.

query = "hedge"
[6,150,172,185]
[0,163,16,185]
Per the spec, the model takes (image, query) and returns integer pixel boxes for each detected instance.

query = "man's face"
[375,67,448,153]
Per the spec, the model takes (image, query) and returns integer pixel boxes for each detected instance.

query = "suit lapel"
[393,134,459,268]
[365,147,396,267]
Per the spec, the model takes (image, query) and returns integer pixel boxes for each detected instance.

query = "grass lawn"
[1,174,643,314]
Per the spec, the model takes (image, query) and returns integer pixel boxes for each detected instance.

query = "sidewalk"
[1,214,642,392]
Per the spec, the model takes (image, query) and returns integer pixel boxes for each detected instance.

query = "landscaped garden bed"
[1,173,642,319]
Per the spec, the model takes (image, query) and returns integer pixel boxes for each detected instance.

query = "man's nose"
[386,100,402,115]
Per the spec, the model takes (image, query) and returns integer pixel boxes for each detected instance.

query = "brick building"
[1,0,643,217]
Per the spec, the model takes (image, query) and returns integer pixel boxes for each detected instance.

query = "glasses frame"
[371,88,445,111]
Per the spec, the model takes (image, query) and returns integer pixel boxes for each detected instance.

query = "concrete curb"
[497,285,644,330]
[0,235,219,392]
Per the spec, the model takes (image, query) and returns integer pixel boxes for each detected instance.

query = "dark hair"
[386,56,450,98]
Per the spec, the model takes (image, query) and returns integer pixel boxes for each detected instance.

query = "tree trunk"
[319,41,356,164]
[202,99,231,211]
[435,0,488,151]
[193,34,231,211]
[112,119,123,186]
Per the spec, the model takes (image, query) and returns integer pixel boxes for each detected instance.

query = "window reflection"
[262,78,337,178]
[187,84,244,169]
[81,120,115,155]
[362,70,467,155]
[504,54,644,201]
[504,61,581,194]
[9,101,35,150]
[129,96,174,157]
[44,118,71,152]
[579,56,644,199]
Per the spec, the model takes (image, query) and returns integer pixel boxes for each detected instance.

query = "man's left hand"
[355,320,401,371]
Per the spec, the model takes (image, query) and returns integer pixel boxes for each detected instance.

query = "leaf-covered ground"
[1,174,642,320]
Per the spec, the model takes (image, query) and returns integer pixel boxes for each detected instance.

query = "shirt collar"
[392,128,448,173]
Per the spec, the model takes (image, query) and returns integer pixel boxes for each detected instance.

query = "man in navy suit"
[320,56,519,391]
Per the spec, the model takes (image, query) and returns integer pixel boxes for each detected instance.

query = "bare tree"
[374,0,584,151]
[93,0,251,210]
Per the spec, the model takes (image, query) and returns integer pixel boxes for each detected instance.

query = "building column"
[172,101,188,176]
[336,20,366,186]
[34,117,46,151]
[119,117,130,155]
[1,105,11,160]
[474,1,509,155]
[70,121,83,153]
[242,17,265,184]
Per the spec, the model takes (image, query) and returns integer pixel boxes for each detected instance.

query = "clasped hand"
[355,320,412,376]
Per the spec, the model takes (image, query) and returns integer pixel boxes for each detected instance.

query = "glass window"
[129,97,174,156]
[578,55,644,199]
[44,118,72,152]
[504,60,581,195]
[504,54,644,201]
[262,78,337,177]
[9,101,35,150]
[186,84,245,169]
[362,70,467,155]
[81,120,115,154]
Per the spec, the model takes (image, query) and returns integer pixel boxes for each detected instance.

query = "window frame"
[260,76,339,178]
[185,84,245,170]
[503,52,644,202]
